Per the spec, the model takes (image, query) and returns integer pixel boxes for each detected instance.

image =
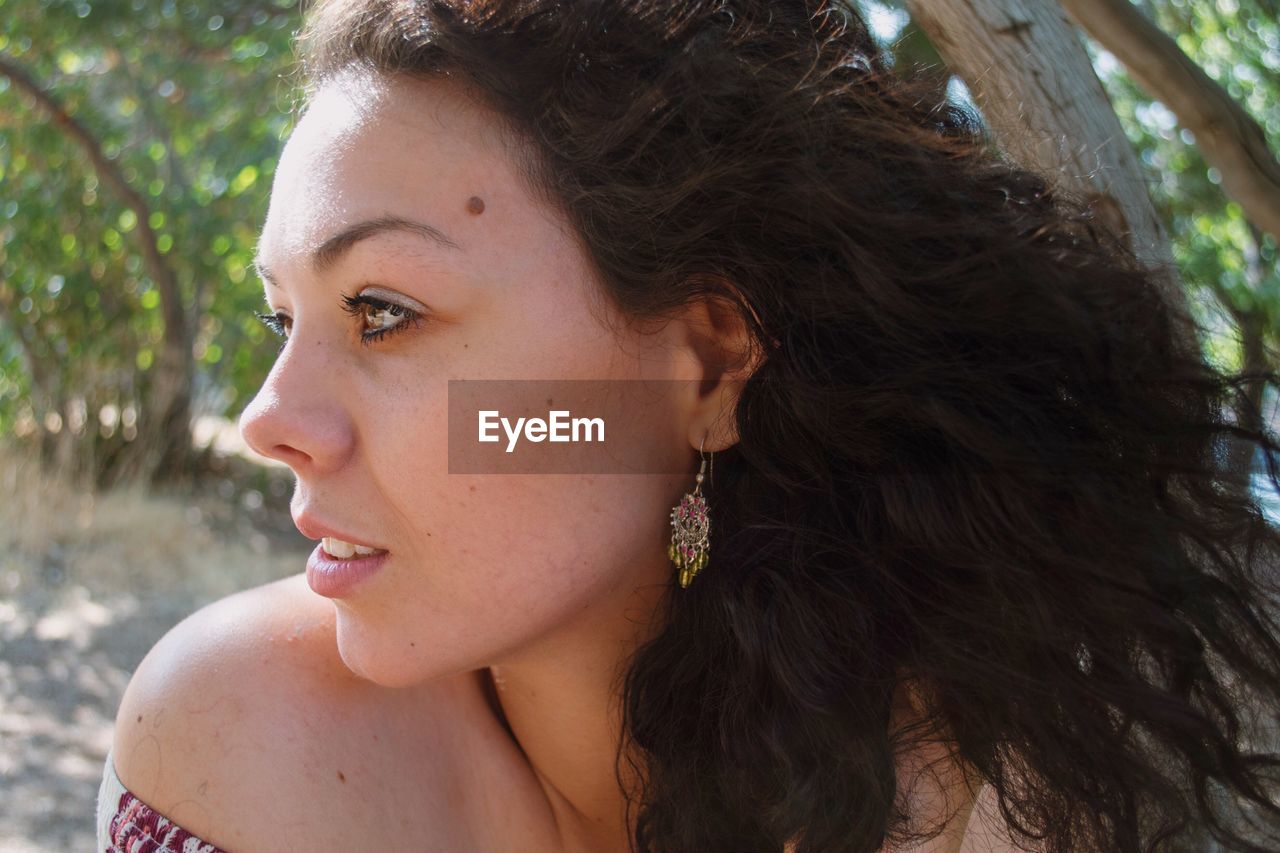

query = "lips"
[306,542,390,598]
[292,511,387,553]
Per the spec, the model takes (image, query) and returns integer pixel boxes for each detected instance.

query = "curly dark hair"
[292,1,1280,851]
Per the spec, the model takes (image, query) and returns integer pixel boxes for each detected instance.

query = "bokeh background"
[1,0,1278,849]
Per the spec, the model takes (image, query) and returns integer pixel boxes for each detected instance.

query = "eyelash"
[255,292,424,349]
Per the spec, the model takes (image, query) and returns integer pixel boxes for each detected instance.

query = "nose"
[238,344,356,475]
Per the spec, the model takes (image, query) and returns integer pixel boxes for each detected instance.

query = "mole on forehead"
[467,195,486,215]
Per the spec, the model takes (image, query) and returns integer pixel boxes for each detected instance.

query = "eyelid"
[355,285,428,313]
[258,284,426,316]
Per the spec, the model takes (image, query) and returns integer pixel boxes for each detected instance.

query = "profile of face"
[239,70,710,687]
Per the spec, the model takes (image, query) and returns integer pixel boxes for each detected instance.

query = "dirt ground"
[0,444,312,852]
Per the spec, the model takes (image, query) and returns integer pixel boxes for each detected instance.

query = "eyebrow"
[253,214,461,287]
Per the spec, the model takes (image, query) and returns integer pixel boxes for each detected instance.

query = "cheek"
[361,382,682,596]
[441,474,677,602]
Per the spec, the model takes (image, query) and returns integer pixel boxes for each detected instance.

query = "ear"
[674,287,767,453]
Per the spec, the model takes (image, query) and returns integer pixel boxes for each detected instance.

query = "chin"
[331,613,470,689]
[330,622,412,689]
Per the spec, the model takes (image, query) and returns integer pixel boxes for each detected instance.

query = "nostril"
[267,443,311,467]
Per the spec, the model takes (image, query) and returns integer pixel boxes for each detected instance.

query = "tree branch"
[1059,0,1280,243]
[0,53,190,353]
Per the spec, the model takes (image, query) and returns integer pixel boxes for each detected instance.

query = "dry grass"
[0,442,312,852]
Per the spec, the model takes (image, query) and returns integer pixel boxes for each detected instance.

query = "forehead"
[257,70,527,265]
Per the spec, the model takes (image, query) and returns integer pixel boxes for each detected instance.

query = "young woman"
[98,1,1280,851]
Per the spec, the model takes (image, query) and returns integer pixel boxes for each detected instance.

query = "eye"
[255,310,291,351]
[252,291,425,350]
[340,291,424,345]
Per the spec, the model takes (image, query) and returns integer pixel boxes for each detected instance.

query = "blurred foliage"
[0,0,1276,484]
[1093,0,1280,374]
[0,0,301,479]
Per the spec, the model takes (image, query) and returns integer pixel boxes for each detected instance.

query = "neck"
[483,593,979,853]
[486,565,670,853]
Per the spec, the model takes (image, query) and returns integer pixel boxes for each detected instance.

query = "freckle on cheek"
[466,195,485,215]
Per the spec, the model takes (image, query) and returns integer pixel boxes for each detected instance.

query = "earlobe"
[689,389,741,453]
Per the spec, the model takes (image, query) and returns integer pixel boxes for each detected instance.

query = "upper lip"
[292,512,386,551]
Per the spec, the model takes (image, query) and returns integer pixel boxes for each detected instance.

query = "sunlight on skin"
[238,68,751,850]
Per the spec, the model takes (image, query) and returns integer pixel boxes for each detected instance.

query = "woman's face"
[240,71,697,687]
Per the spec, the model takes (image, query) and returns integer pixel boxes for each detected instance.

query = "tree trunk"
[903,0,1185,312]
[1223,224,1278,491]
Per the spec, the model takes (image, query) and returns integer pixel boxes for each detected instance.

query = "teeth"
[321,536,385,559]
[322,536,357,559]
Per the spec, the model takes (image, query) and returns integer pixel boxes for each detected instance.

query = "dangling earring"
[669,436,712,588]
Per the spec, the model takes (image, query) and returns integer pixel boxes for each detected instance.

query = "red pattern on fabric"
[106,789,226,853]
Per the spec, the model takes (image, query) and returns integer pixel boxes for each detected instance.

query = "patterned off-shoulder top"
[96,747,226,853]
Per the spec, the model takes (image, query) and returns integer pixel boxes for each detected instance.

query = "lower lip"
[306,543,390,598]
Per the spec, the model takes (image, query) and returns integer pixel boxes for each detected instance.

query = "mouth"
[307,539,391,598]
[321,536,390,560]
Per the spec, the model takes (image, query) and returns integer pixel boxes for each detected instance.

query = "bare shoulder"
[110,572,477,851]
[956,781,1035,853]
[881,677,1029,853]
